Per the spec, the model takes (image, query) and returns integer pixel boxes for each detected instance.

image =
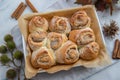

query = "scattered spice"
[103,20,119,39]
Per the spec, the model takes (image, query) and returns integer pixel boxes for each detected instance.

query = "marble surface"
[0,0,120,80]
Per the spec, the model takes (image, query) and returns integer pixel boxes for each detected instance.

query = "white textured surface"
[0,0,120,80]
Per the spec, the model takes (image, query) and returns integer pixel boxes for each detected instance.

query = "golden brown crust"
[69,28,95,46]
[69,30,80,43]
[49,16,71,34]
[55,41,79,64]
[28,16,48,33]
[47,32,68,50]
[70,10,91,29]
[79,42,100,60]
[28,30,47,51]
[31,47,56,69]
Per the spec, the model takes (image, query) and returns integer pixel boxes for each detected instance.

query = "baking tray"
[19,5,111,78]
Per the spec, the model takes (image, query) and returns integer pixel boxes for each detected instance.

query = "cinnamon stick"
[15,4,27,20]
[11,2,24,18]
[26,0,38,12]
[116,41,120,58]
[112,39,119,59]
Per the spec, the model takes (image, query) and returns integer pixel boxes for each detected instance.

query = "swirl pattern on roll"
[49,16,71,34]
[79,42,99,60]
[69,28,95,46]
[28,30,47,51]
[47,32,68,50]
[70,10,91,29]
[31,47,55,69]
[28,16,48,33]
[55,41,79,64]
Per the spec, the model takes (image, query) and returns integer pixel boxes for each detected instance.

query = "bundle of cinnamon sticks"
[112,39,120,59]
[11,0,38,20]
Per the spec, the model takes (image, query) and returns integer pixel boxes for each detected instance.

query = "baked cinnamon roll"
[28,30,47,51]
[49,16,71,34]
[28,16,48,33]
[47,32,68,50]
[70,10,91,29]
[79,42,99,60]
[55,41,79,64]
[69,28,95,46]
[31,47,56,69]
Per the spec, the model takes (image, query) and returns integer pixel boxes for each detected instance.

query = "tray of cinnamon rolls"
[18,5,111,79]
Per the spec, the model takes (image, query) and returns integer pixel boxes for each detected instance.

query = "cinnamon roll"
[55,41,79,64]
[47,32,68,50]
[31,47,56,69]
[49,16,71,34]
[28,30,47,51]
[70,10,91,29]
[79,42,100,60]
[28,16,48,33]
[69,28,95,46]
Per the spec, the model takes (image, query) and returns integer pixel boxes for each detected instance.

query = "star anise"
[103,20,119,39]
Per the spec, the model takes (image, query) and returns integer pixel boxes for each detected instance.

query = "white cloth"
[0,0,120,80]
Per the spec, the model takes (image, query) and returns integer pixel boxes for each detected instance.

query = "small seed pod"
[4,34,13,42]
[6,69,16,79]
[0,54,10,65]
[6,41,16,50]
[13,50,23,60]
[0,45,7,53]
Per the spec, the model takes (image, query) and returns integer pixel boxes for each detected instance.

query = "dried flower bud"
[13,50,23,60]
[0,45,7,53]
[6,69,16,79]
[0,54,10,65]
[4,34,13,42]
[6,41,16,50]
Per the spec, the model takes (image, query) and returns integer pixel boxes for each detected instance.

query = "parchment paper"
[18,5,111,79]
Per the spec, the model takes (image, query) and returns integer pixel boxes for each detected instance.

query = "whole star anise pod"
[103,20,119,38]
